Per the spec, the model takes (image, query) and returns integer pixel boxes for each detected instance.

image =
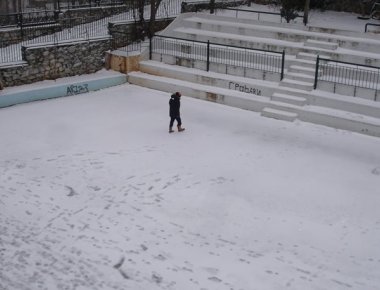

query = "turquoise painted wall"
[0,74,127,108]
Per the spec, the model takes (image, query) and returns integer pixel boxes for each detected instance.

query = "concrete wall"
[318,81,379,102]
[105,51,141,73]
[0,24,62,46]
[0,72,127,108]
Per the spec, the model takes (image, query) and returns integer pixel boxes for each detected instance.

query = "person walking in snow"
[169,92,185,133]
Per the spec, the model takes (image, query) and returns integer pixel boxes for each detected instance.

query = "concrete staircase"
[127,12,380,137]
[260,40,337,122]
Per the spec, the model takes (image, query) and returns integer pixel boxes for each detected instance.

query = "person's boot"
[169,127,174,133]
[177,125,185,132]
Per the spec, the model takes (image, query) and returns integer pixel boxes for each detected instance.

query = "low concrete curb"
[0,72,127,108]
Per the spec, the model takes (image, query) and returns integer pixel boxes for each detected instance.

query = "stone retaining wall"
[62,5,131,26]
[0,24,61,46]
[0,17,174,88]
[1,37,110,87]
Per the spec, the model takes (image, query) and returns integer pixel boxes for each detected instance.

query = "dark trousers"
[170,116,182,127]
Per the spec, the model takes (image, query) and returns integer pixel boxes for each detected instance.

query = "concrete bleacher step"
[280,78,314,91]
[289,58,316,69]
[182,15,335,45]
[297,52,331,61]
[261,107,298,122]
[271,92,307,106]
[162,14,380,66]
[0,71,127,108]
[303,105,380,136]
[127,71,272,111]
[288,65,315,76]
[182,16,279,40]
[304,39,338,50]
[138,60,279,96]
[285,72,315,83]
[170,27,303,53]
[179,14,380,54]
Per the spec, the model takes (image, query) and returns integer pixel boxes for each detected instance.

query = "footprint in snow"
[372,167,380,175]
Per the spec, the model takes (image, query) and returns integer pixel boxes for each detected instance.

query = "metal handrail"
[314,55,380,100]
[152,34,284,55]
[222,8,280,15]
[365,22,380,32]
[150,34,285,78]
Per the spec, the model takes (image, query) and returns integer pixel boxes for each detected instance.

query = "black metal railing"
[0,0,180,64]
[217,7,303,23]
[0,0,176,65]
[365,22,380,32]
[314,56,380,100]
[150,35,285,79]
[0,0,180,28]
[111,32,143,53]
[0,18,100,64]
[181,2,304,23]
[0,41,22,64]
[218,7,281,20]
[0,10,59,28]
[57,0,127,10]
[0,13,18,27]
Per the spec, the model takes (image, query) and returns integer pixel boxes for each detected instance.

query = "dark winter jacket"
[169,94,180,117]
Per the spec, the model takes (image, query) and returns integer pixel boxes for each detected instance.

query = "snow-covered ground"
[1,2,380,289]
[1,80,380,290]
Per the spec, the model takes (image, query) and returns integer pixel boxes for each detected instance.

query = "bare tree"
[279,0,303,23]
[303,0,310,25]
[148,0,164,37]
[210,0,215,14]
[135,0,164,39]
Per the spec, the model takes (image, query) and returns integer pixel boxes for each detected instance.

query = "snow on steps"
[180,14,380,53]
[170,27,302,50]
[285,72,315,83]
[288,65,315,76]
[261,107,298,122]
[127,71,271,112]
[127,70,380,137]
[165,13,380,65]
[288,58,316,69]
[297,52,331,61]
[138,60,278,97]
[304,39,338,50]
[279,78,314,91]
[271,92,307,106]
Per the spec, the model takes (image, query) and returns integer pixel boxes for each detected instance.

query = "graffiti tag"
[66,84,89,96]
[229,82,261,96]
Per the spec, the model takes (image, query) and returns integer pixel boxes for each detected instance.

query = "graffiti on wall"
[66,84,89,96]
[229,82,262,96]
